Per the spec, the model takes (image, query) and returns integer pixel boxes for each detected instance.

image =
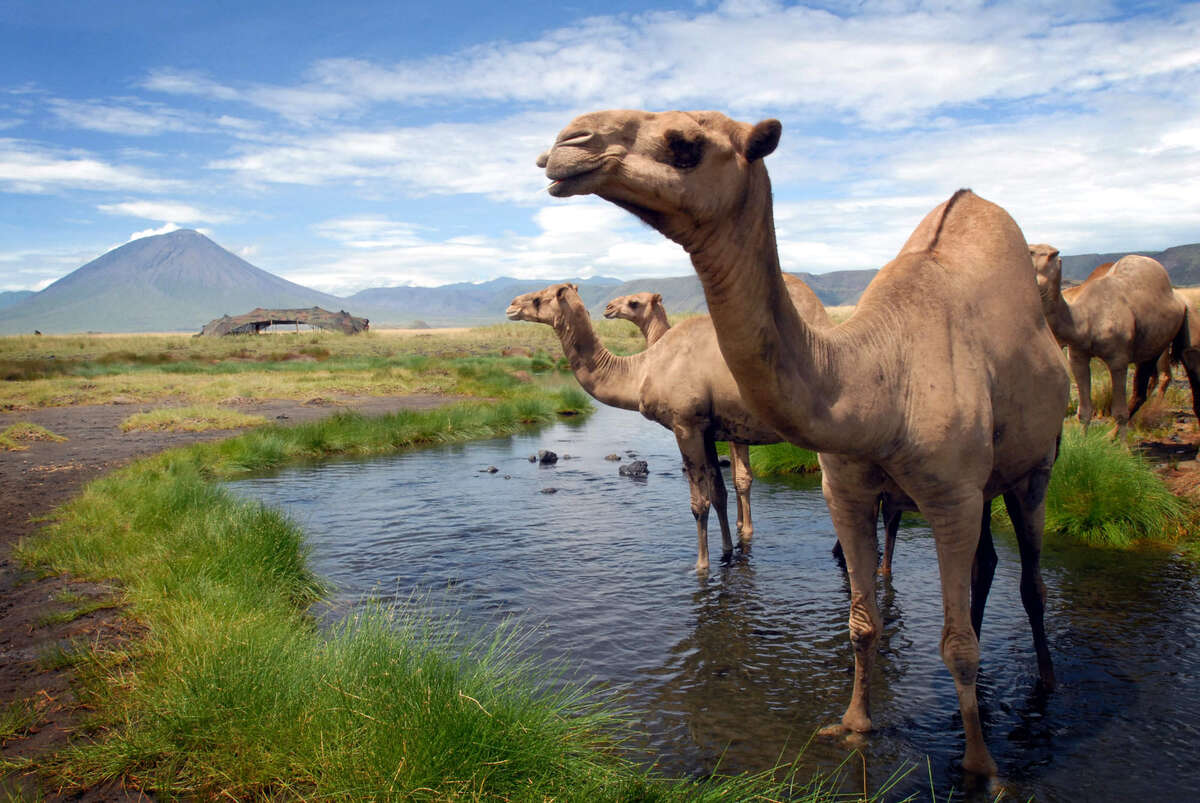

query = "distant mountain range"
[2,229,1198,334]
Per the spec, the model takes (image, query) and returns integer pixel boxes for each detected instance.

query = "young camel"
[507,282,784,572]
[537,110,1068,779]
[1041,251,1198,428]
[605,288,902,576]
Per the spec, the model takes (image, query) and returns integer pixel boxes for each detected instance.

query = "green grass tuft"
[119,405,268,433]
[1042,424,1185,548]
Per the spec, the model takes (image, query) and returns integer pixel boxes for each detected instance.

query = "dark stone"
[480,466,499,473]
[537,449,558,464]
[619,460,649,477]
[718,456,731,467]
[540,487,558,494]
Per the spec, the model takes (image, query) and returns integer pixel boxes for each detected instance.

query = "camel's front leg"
[879,497,901,577]
[820,457,884,734]
[928,492,997,778]
[1068,348,1094,430]
[1129,357,1159,423]
[673,425,733,572]
[729,442,754,544]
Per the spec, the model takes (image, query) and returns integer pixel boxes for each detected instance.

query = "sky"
[2,0,1199,296]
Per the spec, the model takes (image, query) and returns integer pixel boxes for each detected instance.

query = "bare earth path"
[0,395,450,800]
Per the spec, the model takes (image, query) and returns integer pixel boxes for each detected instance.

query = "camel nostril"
[556,129,594,147]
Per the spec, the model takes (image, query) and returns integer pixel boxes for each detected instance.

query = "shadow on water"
[229,405,1200,802]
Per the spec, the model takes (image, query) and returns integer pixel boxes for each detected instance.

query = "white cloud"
[97,200,231,224]
[0,139,178,194]
[47,98,200,136]
[126,222,182,242]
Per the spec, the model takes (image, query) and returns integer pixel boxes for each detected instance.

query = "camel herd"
[505,109,1197,783]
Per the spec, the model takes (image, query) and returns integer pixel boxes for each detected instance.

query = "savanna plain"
[1,322,1199,801]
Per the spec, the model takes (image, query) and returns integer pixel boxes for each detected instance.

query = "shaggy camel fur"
[538,109,1068,778]
[605,288,902,576]
[507,283,784,571]
[1031,245,1200,433]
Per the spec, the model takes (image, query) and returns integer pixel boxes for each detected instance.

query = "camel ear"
[651,293,663,305]
[744,119,781,162]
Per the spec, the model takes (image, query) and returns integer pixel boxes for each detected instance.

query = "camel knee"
[848,592,881,651]
[940,628,980,686]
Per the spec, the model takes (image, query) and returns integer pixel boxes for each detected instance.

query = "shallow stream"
[229,404,1200,801]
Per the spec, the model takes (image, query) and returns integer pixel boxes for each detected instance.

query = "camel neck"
[555,303,645,411]
[639,310,671,345]
[1041,275,1081,345]
[677,170,888,453]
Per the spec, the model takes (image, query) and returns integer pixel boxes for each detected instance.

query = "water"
[229,405,1200,801]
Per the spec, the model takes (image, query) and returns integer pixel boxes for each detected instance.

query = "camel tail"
[927,188,974,251]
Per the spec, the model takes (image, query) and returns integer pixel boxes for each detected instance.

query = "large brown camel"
[604,287,903,576]
[537,109,1069,778]
[1030,245,1200,433]
[507,282,784,572]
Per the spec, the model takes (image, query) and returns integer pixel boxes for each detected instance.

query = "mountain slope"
[1061,243,1200,283]
[0,230,347,334]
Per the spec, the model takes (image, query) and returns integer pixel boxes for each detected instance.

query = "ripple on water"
[230,405,1200,802]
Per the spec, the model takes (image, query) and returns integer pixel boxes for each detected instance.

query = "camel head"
[505,283,582,327]
[536,109,782,238]
[604,292,663,324]
[1029,243,1062,302]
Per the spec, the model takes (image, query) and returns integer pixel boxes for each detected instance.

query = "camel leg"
[1181,348,1200,424]
[1068,348,1094,431]
[819,459,884,735]
[1129,358,1158,423]
[927,492,996,778]
[673,426,734,572]
[1002,470,1057,691]
[1156,351,1172,397]
[970,501,998,640]
[879,499,900,577]
[729,442,754,545]
[1108,360,1131,434]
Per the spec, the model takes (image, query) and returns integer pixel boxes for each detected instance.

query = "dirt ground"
[0,395,450,801]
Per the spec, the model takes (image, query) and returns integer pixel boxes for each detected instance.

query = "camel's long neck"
[1041,274,1081,345]
[639,310,671,345]
[555,305,645,411]
[673,170,887,453]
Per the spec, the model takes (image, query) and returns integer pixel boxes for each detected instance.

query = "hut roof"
[198,307,369,336]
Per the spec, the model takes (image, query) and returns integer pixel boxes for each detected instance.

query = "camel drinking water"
[537,108,1069,780]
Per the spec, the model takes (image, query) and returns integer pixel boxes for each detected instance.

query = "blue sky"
[2,0,1198,296]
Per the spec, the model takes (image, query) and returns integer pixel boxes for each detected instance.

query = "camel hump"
[895,189,1026,272]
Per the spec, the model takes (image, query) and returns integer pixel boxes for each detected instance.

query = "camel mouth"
[505,305,523,321]
[545,164,601,197]
[602,305,618,318]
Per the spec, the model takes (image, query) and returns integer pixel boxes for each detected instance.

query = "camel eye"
[664,130,704,169]
[533,298,541,308]
[629,300,640,308]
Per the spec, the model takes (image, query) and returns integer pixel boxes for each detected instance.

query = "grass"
[0,700,40,745]
[1038,424,1186,548]
[0,423,66,451]
[714,441,821,476]
[0,326,645,410]
[11,387,884,800]
[119,404,268,433]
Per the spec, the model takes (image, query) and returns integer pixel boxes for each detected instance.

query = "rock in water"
[619,460,649,477]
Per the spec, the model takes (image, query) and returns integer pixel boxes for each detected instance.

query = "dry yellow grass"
[119,405,268,433]
[0,422,67,451]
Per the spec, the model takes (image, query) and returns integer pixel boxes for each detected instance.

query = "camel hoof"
[961,750,999,779]
[876,566,893,578]
[817,722,868,748]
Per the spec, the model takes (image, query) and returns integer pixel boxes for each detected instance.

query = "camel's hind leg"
[1107,359,1131,434]
[729,442,754,545]
[1181,348,1200,425]
[1156,351,1173,397]
[878,498,901,577]
[1068,348,1094,430]
[1129,357,1159,423]
[1002,466,1057,690]
[673,425,733,572]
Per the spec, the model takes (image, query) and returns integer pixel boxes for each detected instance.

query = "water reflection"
[229,405,1200,801]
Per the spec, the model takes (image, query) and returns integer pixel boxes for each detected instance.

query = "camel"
[507,282,786,572]
[1068,264,1174,399]
[537,109,1069,778]
[605,288,903,576]
[1030,245,1200,433]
